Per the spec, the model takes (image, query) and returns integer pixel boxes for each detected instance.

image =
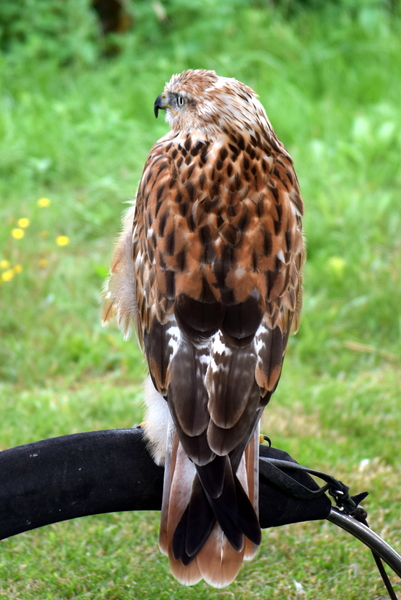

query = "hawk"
[103,69,305,587]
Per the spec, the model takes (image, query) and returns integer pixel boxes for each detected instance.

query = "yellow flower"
[14,264,23,274]
[56,235,70,246]
[1,269,14,282]
[17,218,30,228]
[11,228,25,239]
[39,258,47,268]
[0,260,10,269]
[37,197,51,207]
[327,256,346,276]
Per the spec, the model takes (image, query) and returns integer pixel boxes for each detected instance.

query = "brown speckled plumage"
[103,69,305,587]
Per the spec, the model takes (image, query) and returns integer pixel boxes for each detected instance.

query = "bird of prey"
[103,69,305,588]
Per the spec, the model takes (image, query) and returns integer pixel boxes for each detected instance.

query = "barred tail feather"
[162,439,202,585]
[159,423,179,556]
[196,523,245,588]
[243,428,260,561]
[161,428,261,587]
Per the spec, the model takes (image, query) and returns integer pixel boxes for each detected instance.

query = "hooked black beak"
[154,94,164,118]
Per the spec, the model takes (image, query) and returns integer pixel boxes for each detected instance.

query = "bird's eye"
[177,95,185,107]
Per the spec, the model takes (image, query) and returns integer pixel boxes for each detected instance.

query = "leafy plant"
[0,0,101,65]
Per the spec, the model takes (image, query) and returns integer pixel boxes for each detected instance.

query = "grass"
[0,1,401,598]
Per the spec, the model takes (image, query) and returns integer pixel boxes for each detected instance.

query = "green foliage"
[0,0,399,67]
[0,0,100,65]
[0,1,400,598]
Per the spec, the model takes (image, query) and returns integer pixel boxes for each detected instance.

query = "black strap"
[351,508,398,600]
[260,455,398,600]
[260,456,368,509]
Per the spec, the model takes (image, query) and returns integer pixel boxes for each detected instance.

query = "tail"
[159,426,261,587]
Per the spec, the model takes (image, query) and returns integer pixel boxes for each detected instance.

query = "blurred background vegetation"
[0,1,400,598]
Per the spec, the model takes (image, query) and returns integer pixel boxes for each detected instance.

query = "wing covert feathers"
[104,70,305,587]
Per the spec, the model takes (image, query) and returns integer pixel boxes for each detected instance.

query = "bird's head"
[154,69,272,138]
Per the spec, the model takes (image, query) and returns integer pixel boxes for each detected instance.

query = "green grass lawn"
[0,2,400,598]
